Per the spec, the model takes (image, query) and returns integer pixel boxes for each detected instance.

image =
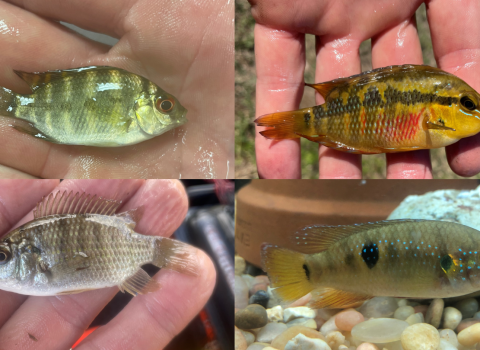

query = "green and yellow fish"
[262,220,480,309]
[255,65,480,154]
[0,190,197,296]
[0,66,187,147]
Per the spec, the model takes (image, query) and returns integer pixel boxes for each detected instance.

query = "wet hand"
[0,0,233,178]
[0,179,215,350]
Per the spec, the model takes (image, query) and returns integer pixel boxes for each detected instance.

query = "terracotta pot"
[235,179,479,267]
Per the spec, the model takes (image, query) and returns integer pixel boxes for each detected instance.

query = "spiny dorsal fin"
[14,66,119,91]
[34,190,122,218]
[291,219,432,254]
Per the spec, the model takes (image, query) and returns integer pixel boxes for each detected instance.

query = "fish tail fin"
[254,108,316,140]
[152,237,199,276]
[0,87,15,117]
[261,244,314,303]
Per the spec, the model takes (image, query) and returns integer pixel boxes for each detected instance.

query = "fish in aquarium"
[0,66,187,147]
[0,190,197,296]
[255,64,480,154]
[262,219,480,309]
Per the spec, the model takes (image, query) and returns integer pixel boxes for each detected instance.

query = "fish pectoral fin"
[34,190,122,218]
[12,122,58,143]
[425,120,456,132]
[119,268,160,296]
[308,287,372,309]
[117,206,145,229]
[49,254,90,280]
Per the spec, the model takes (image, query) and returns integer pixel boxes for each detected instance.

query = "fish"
[0,190,198,296]
[254,64,480,154]
[261,219,480,309]
[0,66,187,147]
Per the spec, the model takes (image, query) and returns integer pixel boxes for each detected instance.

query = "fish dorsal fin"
[14,66,119,91]
[305,79,349,99]
[291,219,429,254]
[117,206,145,229]
[34,190,122,218]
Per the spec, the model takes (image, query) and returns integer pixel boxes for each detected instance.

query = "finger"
[0,179,189,350]
[371,16,433,179]
[0,165,38,179]
[0,179,58,327]
[427,0,480,176]
[5,0,133,38]
[254,24,304,179]
[315,36,363,179]
[0,0,109,93]
[76,250,216,350]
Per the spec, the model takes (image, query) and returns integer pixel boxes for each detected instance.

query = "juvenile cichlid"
[262,220,480,309]
[0,191,197,296]
[255,65,480,154]
[0,66,187,147]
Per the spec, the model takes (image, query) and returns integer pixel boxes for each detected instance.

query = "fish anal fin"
[308,287,371,309]
[12,122,58,143]
[119,268,160,296]
[34,190,122,218]
[117,206,145,229]
[56,288,96,295]
[295,133,326,143]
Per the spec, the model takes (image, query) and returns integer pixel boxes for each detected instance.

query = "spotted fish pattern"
[255,65,480,154]
[262,220,480,309]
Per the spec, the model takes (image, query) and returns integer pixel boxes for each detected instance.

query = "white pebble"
[326,331,345,350]
[351,318,409,343]
[284,333,332,350]
[439,338,458,350]
[442,307,462,330]
[439,329,459,348]
[267,305,284,322]
[284,307,316,322]
[397,299,408,307]
[401,323,440,350]
[320,316,339,336]
[405,312,424,325]
[394,306,415,321]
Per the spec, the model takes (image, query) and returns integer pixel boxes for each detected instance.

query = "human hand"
[251,0,480,179]
[0,179,216,350]
[0,0,233,179]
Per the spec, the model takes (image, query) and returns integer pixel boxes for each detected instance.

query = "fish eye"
[0,250,10,265]
[156,98,175,113]
[461,96,477,111]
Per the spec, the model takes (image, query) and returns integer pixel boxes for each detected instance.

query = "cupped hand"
[0,0,233,179]
[251,0,480,179]
[0,179,216,350]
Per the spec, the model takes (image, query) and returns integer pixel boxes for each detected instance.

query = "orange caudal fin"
[254,108,316,140]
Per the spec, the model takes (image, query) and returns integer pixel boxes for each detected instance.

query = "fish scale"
[262,219,480,309]
[0,66,187,147]
[255,64,480,154]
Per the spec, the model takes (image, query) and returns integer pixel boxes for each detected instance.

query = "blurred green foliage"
[235,2,480,179]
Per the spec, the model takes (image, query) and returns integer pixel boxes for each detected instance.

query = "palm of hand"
[252,0,480,178]
[0,0,233,179]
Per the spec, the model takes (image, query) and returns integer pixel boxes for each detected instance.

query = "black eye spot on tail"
[361,243,379,269]
[303,264,310,280]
